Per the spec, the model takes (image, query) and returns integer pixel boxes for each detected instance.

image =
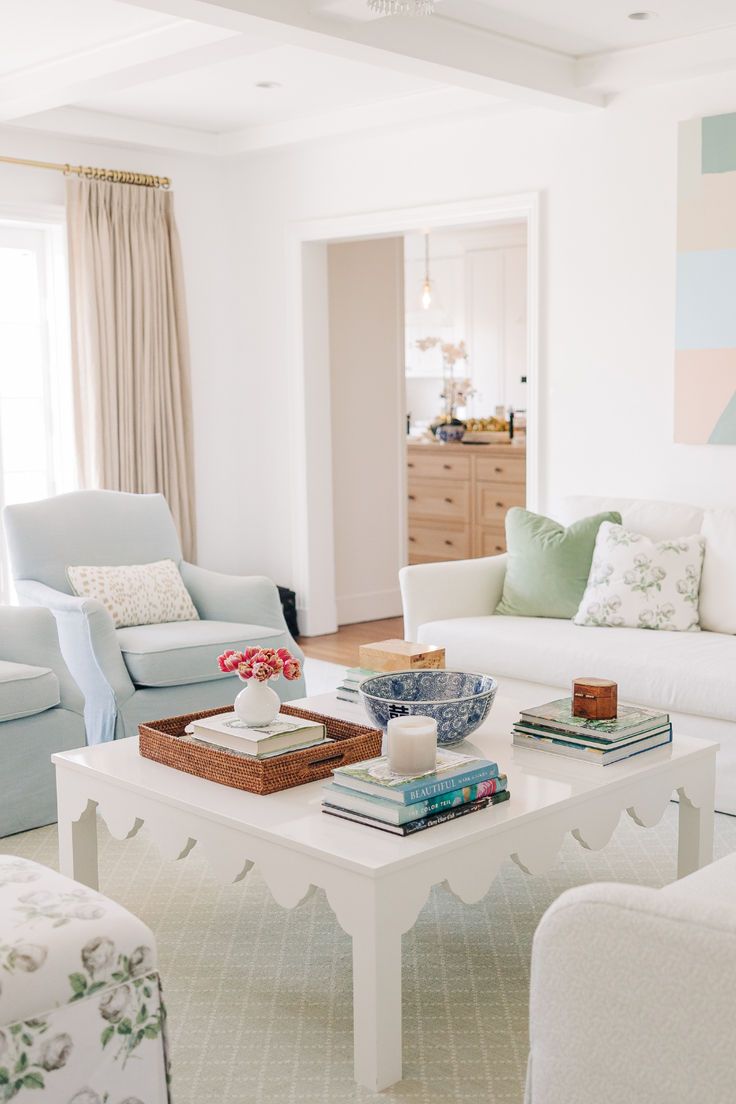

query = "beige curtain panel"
[66,177,197,560]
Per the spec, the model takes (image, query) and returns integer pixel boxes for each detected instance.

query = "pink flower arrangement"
[217,646,301,684]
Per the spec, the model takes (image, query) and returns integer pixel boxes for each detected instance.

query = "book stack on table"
[512,698,672,764]
[185,712,331,760]
[322,749,509,836]
[336,668,378,706]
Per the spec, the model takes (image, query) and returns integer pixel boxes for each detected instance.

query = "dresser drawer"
[478,527,507,557]
[406,451,470,481]
[476,482,526,526]
[408,524,470,561]
[476,454,526,486]
[408,479,470,523]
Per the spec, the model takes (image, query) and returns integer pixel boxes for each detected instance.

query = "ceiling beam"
[578,25,736,94]
[7,107,220,156]
[0,21,269,123]
[119,0,604,110]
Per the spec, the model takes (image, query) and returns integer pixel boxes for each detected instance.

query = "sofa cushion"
[0,660,60,722]
[496,508,621,619]
[416,614,736,723]
[699,509,736,635]
[557,496,704,541]
[574,522,705,632]
[116,619,284,687]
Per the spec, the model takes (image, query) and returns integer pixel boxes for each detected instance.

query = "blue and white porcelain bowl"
[359,669,498,748]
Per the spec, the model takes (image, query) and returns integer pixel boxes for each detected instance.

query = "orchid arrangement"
[218,647,302,684]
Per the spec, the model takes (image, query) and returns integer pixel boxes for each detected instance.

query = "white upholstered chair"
[525,852,736,1104]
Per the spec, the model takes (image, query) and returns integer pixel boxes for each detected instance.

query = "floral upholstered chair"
[0,856,171,1103]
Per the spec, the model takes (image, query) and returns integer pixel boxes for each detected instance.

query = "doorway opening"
[288,193,539,638]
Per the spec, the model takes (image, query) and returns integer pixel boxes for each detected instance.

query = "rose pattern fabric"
[0,859,171,1104]
[574,522,705,632]
[67,558,198,630]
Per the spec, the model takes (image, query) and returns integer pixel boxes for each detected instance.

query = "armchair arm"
[15,580,134,742]
[0,606,84,716]
[526,880,736,1104]
[180,563,302,657]
[399,554,507,640]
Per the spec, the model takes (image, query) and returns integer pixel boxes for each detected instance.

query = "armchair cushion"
[116,619,285,688]
[0,661,60,722]
[68,558,199,628]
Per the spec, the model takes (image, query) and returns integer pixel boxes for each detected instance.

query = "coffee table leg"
[351,891,403,1091]
[677,766,716,879]
[57,786,99,890]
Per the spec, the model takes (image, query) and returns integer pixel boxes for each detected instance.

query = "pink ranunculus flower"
[282,658,302,681]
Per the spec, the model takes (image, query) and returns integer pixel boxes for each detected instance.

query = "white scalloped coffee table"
[52,692,717,1092]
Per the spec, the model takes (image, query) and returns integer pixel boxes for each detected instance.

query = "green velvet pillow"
[495,508,622,619]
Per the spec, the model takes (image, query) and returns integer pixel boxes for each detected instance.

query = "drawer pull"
[407,462,414,468]
[444,539,453,546]
[444,497,453,504]
[495,545,503,552]
[408,494,416,501]
[496,501,504,509]
[409,536,416,543]
[495,466,503,473]
[443,463,451,470]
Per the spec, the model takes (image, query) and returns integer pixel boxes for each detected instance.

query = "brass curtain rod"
[0,153,171,189]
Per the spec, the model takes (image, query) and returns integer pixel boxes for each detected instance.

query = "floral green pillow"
[573,522,705,631]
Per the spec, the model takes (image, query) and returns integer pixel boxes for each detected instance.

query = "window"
[0,215,75,601]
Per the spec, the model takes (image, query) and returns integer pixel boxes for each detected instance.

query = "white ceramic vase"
[234,680,280,727]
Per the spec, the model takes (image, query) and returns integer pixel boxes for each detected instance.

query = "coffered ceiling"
[1,0,736,156]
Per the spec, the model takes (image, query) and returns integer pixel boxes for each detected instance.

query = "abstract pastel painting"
[676,112,736,444]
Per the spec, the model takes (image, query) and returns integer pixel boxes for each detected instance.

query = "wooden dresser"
[406,440,526,565]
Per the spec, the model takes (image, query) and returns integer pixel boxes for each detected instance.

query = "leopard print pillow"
[67,559,200,629]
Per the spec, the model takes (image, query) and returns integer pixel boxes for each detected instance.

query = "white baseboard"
[336,587,403,626]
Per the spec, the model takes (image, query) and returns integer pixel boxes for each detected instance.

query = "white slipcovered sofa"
[525,850,736,1103]
[400,496,736,814]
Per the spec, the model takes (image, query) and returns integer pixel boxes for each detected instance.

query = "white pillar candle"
[387,715,437,776]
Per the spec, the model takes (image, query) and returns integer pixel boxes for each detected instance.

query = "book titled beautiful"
[323,791,510,836]
[520,699,669,742]
[322,775,508,826]
[332,750,498,806]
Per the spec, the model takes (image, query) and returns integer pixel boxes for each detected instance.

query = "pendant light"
[421,232,432,311]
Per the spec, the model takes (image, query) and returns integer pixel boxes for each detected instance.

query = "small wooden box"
[358,639,446,673]
[572,678,618,720]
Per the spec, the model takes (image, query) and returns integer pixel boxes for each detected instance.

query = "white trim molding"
[287,190,541,637]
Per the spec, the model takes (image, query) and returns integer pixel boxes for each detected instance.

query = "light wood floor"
[298,616,404,667]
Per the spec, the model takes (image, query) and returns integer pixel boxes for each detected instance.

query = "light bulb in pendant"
[421,279,432,310]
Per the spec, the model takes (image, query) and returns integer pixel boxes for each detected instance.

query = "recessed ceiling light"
[628,10,657,19]
[255,81,282,89]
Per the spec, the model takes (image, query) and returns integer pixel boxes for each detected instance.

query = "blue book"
[332,749,498,806]
[323,776,508,826]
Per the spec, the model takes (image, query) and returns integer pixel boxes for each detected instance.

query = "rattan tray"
[138,704,382,796]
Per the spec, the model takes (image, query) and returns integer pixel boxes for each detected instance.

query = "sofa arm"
[526,881,736,1104]
[180,563,303,657]
[15,580,134,741]
[399,554,507,640]
[0,606,84,716]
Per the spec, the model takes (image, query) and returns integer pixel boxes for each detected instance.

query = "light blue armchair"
[0,606,86,835]
[3,490,306,744]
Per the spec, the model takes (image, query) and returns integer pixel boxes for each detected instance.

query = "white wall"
[0,126,238,576]
[327,238,404,624]
[227,71,736,604]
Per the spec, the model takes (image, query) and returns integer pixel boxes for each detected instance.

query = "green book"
[520,698,669,743]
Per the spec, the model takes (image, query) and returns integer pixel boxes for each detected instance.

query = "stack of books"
[512,698,672,764]
[186,712,331,760]
[336,667,378,705]
[322,749,509,836]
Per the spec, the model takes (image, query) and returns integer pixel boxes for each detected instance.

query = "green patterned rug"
[4,806,735,1103]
